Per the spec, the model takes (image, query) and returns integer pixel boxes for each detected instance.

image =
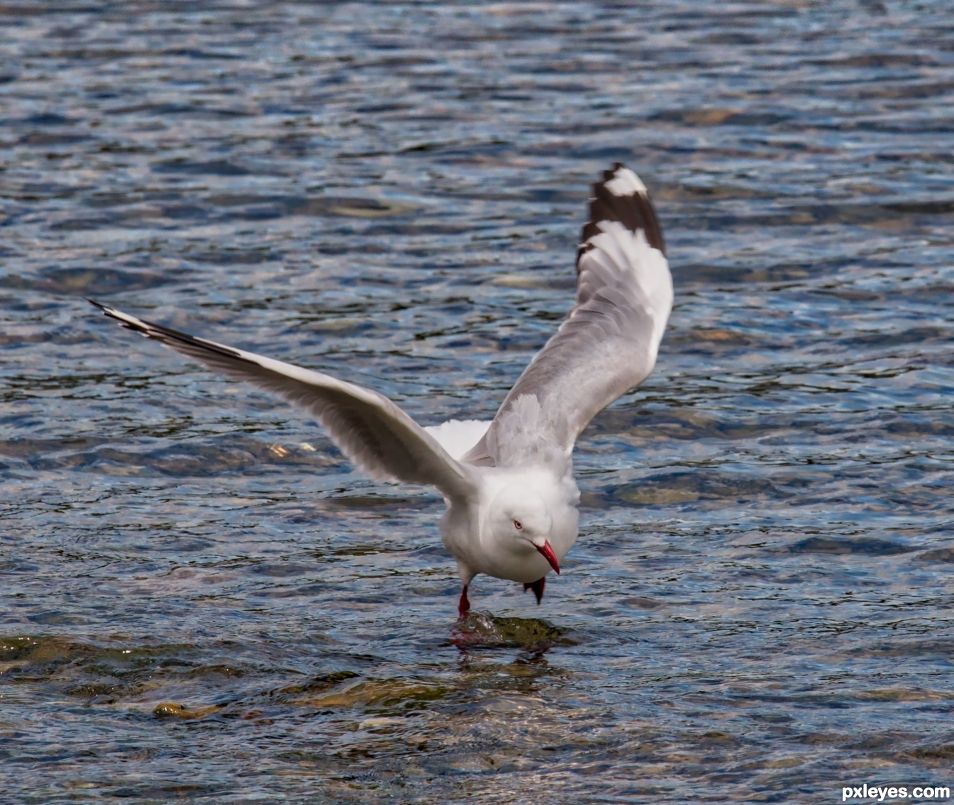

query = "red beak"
[534,540,560,574]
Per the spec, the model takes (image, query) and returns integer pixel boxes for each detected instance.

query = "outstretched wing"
[465,164,673,467]
[89,301,474,500]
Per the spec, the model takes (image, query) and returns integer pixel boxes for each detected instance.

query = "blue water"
[1,2,952,802]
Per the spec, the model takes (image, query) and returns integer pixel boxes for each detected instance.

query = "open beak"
[534,540,560,574]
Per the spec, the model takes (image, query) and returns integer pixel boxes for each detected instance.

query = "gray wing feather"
[89,300,474,500]
[465,164,672,467]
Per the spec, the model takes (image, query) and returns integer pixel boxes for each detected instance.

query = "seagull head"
[489,487,560,575]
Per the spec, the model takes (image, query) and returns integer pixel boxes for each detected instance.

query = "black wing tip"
[88,299,252,364]
[87,297,152,336]
[87,298,131,323]
[579,163,666,258]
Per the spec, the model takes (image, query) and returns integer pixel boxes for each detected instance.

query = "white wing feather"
[89,301,474,500]
[465,164,672,468]
[424,419,491,461]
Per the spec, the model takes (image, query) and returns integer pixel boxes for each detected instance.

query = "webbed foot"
[523,577,546,605]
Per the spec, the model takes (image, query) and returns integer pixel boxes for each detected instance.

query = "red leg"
[523,577,546,604]
[457,584,470,619]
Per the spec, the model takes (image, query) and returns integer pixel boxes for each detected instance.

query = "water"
[1,1,952,802]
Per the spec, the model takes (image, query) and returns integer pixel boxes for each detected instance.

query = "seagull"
[90,163,672,619]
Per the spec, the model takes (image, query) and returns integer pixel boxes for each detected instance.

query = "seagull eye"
[513,519,523,531]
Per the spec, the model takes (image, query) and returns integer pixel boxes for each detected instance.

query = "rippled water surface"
[2,2,953,802]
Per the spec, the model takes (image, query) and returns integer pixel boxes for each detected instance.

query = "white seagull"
[90,163,672,618]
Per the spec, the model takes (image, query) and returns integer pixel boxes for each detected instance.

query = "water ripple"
[1,1,952,802]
